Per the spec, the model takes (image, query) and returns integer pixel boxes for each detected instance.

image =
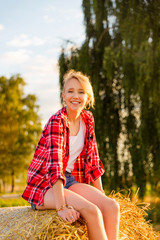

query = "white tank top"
[66,116,86,173]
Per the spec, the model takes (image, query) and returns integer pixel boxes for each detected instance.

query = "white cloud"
[22,54,61,126]
[24,55,58,80]
[0,24,4,30]
[43,15,54,23]
[43,7,82,24]
[45,6,56,11]
[7,34,47,47]
[60,9,83,20]
[0,49,32,65]
[46,47,61,55]
[33,36,46,46]
[44,6,82,18]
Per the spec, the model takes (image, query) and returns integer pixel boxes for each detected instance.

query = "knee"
[109,199,120,218]
[103,198,120,219]
[89,204,102,216]
[113,199,120,213]
[83,203,102,219]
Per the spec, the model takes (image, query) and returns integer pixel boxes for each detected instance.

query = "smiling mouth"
[71,101,80,105]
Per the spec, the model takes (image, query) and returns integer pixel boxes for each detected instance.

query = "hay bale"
[0,206,87,240]
[0,193,159,239]
[110,192,160,240]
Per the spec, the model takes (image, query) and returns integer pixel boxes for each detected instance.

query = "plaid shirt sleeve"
[90,116,105,182]
[44,118,66,186]
[22,113,66,205]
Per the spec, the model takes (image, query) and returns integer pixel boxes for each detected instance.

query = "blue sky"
[0,0,85,126]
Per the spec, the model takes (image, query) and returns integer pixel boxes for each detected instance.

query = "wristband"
[67,205,73,209]
[56,204,68,212]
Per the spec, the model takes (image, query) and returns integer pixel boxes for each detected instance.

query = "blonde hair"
[63,69,95,109]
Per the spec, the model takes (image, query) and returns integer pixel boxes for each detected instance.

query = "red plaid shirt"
[22,107,105,206]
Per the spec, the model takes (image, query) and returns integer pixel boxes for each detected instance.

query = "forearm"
[52,179,66,209]
[93,177,104,192]
[52,179,80,222]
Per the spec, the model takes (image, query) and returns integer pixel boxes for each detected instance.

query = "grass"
[0,198,30,208]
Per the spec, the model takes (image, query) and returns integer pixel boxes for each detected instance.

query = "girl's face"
[62,78,89,113]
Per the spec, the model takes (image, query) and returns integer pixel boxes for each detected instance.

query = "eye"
[68,90,73,93]
[79,91,85,94]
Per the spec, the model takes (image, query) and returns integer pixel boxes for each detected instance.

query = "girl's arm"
[93,177,105,194]
[52,179,80,222]
[52,179,66,209]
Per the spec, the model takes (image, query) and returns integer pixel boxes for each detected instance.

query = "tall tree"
[58,0,160,197]
[114,0,160,197]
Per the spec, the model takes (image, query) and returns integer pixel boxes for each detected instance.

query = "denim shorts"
[31,171,78,210]
[64,171,78,189]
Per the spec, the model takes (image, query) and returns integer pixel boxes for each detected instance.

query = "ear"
[87,96,91,105]
[62,92,65,101]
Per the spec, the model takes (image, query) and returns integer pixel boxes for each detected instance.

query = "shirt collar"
[60,106,93,128]
[61,107,70,128]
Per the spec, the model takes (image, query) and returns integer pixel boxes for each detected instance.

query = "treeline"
[58,0,160,198]
[0,75,42,192]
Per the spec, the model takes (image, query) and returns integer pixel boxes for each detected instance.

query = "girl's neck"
[66,107,81,123]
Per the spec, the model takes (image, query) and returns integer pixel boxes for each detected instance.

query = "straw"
[110,191,160,240]
[0,192,159,239]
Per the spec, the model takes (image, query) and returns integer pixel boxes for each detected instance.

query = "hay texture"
[0,192,159,240]
[111,192,160,240]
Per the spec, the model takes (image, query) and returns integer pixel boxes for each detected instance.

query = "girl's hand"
[57,206,80,223]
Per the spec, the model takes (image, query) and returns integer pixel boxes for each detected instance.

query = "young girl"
[22,70,120,240]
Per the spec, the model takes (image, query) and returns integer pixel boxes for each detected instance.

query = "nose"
[72,91,79,98]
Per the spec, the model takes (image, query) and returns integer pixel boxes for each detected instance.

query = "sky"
[0,0,85,126]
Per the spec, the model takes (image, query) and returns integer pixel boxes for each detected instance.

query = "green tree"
[0,75,42,192]
[59,0,121,191]
[58,0,160,198]
[114,0,160,197]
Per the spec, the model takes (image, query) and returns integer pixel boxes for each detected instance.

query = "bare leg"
[69,183,120,240]
[36,187,108,240]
